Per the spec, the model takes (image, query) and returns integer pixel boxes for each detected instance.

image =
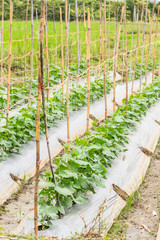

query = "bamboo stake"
[139,0,148,91]
[131,4,145,93]
[145,9,151,85]
[28,0,33,106]
[24,0,29,86]
[60,7,64,103]
[0,0,4,84]
[98,0,102,76]
[113,7,124,112]
[80,19,83,60]
[34,0,45,235]
[52,0,57,65]
[83,1,87,45]
[129,6,136,81]
[65,3,70,69]
[108,0,111,60]
[145,0,156,84]
[36,9,39,43]
[86,10,90,130]
[152,6,160,82]
[149,0,156,56]
[6,0,13,125]
[65,0,70,142]
[44,17,50,100]
[103,0,107,119]
[121,10,125,83]
[124,1,128,105]
[75,0,80,85]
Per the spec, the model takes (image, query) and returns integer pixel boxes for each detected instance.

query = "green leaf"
[55,185,75,196]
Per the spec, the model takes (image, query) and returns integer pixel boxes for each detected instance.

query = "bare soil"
[0,163,50,234]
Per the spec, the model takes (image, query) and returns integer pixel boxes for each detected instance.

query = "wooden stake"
[6,0,13,125]
[34,0,45,235]
[108,0,111,60]
[0,0,4,84]
[86,10,90,131]
[36,9,39,43]
[24,0,29,86]
[145,9,151,85]
[129,6,136,81]
[44,17,49,100]
[152,6,160,83]
[83,1,87,45]
[60,7,64,103]
[131,4,144,93]
[75,0,80,85]
[28,0,34,106]
[52,0,57,65]
[103,0,107,119]
[65,0,70,142]
[124,1,128,105]
[139,0,149,91]
[113,7,124,112]
[98,0,102,76]
[65,3,70,69]
[145,0,156,83]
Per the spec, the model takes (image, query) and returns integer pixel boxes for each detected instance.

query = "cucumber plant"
[38,77,160,227]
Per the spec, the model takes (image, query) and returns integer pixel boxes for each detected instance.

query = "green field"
[0,20,159,80]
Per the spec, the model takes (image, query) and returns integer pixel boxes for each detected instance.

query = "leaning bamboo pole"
[152,6,160,82]
[52,0,57,65]
[65,0,70,142]
[86,10,91,131]
[34,0,45,236]
[103,0,107,120]
[113,7,124,112]
[83,1,87,45]
[124,1,128,105]
[0,0,4,84]
[28,0,34,106]
[6,0,13,125]
[75,0,80,85]
[44,17,50,100]
[60,7,64,103]
[139,0,148,91]
[24,0,29,86]
[129,6,136,81]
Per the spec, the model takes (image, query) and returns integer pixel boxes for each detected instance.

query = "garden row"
[38,77,160,228]
[0,74,112,160]
[0,60,87,110]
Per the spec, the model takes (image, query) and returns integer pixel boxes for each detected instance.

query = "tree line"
[0,0,159,22]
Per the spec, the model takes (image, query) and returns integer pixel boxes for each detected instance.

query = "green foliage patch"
[38,77,160,227]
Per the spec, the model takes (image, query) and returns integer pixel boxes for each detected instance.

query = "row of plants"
[0,60,87,110]
[0,75,112,160]
[38,77,160,228]
[0,59,155,111]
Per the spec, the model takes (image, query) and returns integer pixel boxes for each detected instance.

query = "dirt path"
[0,163,50,233]
[108,139,160,240]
